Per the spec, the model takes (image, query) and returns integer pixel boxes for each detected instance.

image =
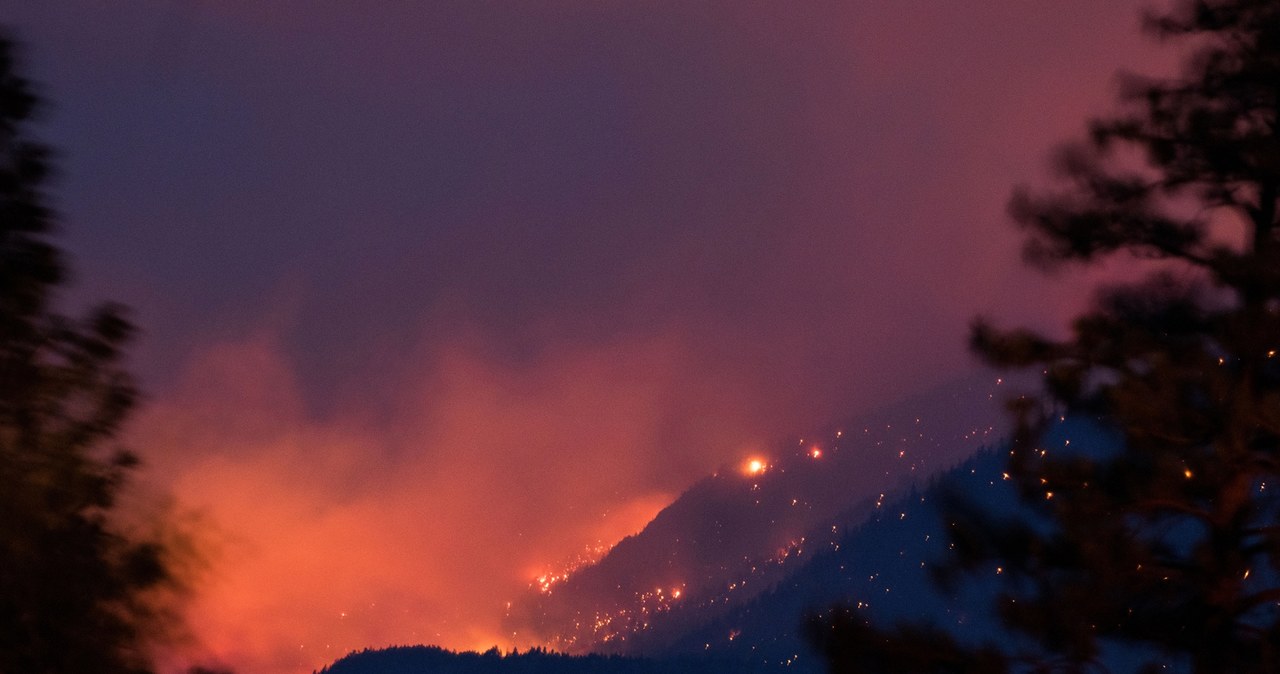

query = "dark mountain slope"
[317,373,1059,674]
[503,372,1012,652]
[659,418,1109,672]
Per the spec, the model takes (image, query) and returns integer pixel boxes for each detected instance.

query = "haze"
[3,2,1172,672]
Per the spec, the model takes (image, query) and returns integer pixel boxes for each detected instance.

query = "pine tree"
[812,1,1280,672]
[0,34,184,673]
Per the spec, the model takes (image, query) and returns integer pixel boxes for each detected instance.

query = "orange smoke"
[131,329,783,673]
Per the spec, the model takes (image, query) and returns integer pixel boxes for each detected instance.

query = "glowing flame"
[743,458,768,475]
[809,447,822,459]
[529,541,613,595]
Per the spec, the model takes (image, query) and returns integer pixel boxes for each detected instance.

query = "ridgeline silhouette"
[319,645,778,674]
[811,1,1280,672]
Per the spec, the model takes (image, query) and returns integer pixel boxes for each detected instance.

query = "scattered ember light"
[530,541,613,595]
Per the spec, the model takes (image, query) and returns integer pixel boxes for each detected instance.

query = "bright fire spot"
[530,541,613,595]
[744,458,768,475]
[809,447,822,459]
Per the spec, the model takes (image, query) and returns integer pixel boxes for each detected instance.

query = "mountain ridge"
[318,371,1036,674]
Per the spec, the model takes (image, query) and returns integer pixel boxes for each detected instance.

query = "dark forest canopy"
[812,0,1280,672]
[317,645,781,674]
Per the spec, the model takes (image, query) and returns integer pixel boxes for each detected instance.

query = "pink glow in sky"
[3,1,1180,671]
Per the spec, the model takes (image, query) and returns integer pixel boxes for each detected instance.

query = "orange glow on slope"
[79,4,1176,671]
[130,332,768,674]
[531,541,613,595]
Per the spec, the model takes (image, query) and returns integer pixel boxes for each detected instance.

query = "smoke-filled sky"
[5,2,1176,672]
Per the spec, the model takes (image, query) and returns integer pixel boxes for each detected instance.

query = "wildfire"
[530,541,612,595]
[744,458,768,476]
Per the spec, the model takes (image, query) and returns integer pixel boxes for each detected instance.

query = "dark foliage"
[0,33,186,673]
[814,1,1280,672]
[316,644,778,674]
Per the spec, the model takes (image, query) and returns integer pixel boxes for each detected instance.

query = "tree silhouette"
[0,34,189,673]
[811,1,1280,672]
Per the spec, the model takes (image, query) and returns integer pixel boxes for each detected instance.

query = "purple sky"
[4,2,1174,672]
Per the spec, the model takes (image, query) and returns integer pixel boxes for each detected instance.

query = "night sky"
[4,2,1174,672]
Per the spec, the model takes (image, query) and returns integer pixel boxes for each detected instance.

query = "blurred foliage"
[0,33,191,674]
[812,1,1280,672]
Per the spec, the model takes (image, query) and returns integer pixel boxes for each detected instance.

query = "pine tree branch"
[1241,586,1280,612]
